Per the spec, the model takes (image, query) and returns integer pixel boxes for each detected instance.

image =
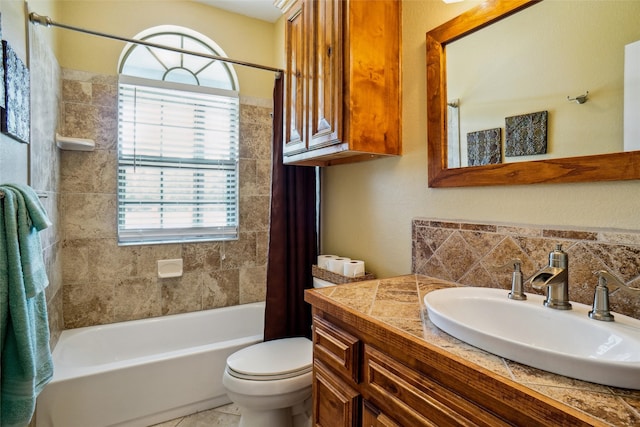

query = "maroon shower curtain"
[264,76,318,341]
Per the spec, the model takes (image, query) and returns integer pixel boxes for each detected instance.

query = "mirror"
[426,0,640,187]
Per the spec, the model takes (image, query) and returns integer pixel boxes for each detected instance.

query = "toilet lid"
[227,337,312,380]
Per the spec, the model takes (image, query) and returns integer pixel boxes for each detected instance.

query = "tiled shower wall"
[412,218,640,320]
[59,69,272,328]
[29,25,64,345]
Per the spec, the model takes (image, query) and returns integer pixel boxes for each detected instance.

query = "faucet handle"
[492,258,522,271]
[508,260,527,301]
[589,271,617,322]
[588,271,640,322]
[596,270,640,294]
[489,259,527,300]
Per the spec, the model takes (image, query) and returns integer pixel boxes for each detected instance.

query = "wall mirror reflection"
[426,0,640,187]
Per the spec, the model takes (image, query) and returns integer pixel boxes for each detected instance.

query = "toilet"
[223,337,313,427]
[222,277,335,427]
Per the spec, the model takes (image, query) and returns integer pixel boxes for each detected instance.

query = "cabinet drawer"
[313,315,360,383]
[363,345,512,427]
[362,400,401,427]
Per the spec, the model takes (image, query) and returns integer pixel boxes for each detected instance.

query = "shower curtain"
[264,76,317,341]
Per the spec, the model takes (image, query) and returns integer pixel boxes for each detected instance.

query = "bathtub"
[36,301,265,427]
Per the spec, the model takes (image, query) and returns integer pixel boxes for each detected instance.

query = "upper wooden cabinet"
[283,0,307,155]
[279,0,401,166]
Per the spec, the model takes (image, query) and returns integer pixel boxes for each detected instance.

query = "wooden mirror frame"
[426,0,640,187]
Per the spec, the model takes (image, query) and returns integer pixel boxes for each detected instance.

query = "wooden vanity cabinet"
[311,312,508,426]
[279,0,401,166]
[308,303,604,427]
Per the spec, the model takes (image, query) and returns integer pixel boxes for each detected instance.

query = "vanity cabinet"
[311,313,509,426]
[279,0,401,166]
[307,289,605,427]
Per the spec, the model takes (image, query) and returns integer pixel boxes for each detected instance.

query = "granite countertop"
[308,274,640,426]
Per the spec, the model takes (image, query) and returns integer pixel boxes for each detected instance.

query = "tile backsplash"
[412,219,640,319]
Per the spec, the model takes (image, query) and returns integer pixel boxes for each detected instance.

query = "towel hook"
[567,91,589,104]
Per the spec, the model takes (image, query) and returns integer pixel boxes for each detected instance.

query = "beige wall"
[53,0,278,99]
[321,0,640,279]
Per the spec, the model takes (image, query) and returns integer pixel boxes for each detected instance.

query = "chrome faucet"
[528,244,572,310]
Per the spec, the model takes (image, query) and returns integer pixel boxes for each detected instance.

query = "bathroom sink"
[424,287,640,389]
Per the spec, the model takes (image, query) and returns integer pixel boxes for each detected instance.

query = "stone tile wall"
[59,69,272,328]
[29,26,64,345]
[412,218,640,320]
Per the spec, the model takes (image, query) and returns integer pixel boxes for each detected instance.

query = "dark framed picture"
[467,127,502,166]
[505,110,548,157]
[1,40,30,143]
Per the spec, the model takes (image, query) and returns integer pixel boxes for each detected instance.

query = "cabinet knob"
[327,46,332,57]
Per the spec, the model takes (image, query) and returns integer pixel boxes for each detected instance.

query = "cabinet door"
[314,361,360,427]
[283,0,307,155]
[308,0,341,149]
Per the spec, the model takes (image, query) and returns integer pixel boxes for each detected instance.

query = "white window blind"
[117,75,239,245]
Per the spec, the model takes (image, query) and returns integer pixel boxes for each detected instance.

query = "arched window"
[117,26,239,245]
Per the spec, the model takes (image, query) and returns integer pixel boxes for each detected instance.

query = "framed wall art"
[505,110,548,157]
[1,40,30,143]
[467,127,502,166]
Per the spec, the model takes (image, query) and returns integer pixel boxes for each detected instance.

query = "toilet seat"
[226,337,312,381]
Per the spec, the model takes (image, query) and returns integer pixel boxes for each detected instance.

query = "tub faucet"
[528,244,572,310]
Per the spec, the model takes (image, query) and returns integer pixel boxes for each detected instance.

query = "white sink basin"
[424,287,640,389]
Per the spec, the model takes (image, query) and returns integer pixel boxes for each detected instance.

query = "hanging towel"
[0,184,54,427]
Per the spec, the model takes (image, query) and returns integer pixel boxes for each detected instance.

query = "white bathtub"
[36,301,265,427]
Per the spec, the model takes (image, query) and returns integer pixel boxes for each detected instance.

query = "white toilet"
[223,337,313,427]
[223,278,334,427]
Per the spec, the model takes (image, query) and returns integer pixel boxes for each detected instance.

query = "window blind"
[117,76,239,244]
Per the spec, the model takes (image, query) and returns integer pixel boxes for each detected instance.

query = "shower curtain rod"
[28,12,283,77]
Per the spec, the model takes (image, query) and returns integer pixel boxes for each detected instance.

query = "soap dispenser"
[508,259,526,300]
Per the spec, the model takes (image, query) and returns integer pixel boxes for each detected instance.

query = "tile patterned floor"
[150,404,240,427]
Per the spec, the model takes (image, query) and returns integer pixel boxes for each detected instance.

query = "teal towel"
[3,183,51,298]
[0,185,54,427]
